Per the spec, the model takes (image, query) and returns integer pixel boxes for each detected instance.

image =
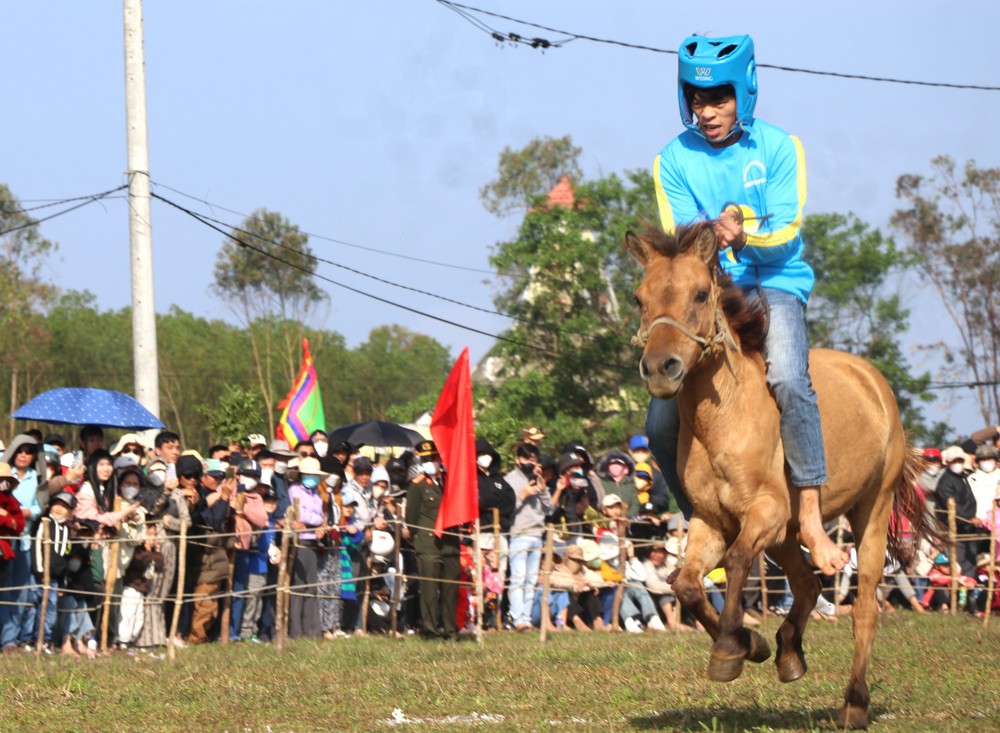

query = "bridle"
[630,279,738,365]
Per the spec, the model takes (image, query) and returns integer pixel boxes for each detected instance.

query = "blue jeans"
[646,286,827,517]
[531,587,570,628]
[229,552,251,640]
[0,548,35,648]
[508,535,543,627]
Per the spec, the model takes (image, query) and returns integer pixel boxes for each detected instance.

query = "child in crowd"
[117,524,164,652]
[30,491,76,652]
[921,553,977,612]
[59,521,102,657]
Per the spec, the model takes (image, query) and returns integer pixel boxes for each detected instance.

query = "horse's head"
[625,223,731,399]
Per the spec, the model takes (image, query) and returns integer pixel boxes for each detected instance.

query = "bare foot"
[61,639,80,658]
[800,527,848,575]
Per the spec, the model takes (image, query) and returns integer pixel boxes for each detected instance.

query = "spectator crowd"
[0,420,997,657]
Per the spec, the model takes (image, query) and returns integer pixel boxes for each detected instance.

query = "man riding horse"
[646,33,848,576]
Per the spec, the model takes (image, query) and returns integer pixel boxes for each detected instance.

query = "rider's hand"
[714,207,746,251]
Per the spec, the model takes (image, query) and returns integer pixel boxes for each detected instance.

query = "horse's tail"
[887,445,947,560]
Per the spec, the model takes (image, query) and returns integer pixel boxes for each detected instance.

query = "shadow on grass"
[630,705,888,731]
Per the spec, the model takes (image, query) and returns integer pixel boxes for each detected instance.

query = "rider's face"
[691,92,738,146]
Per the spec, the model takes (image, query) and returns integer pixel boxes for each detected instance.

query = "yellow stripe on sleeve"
[653,154,676,234]
[745,135,807,248]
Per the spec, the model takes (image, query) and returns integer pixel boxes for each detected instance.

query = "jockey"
[646,33,847,575]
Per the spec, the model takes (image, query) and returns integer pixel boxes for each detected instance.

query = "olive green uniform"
[405,474,461,637]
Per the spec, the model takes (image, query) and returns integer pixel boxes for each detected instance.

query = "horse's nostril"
[639,358,651,380]
[664,357,684,380]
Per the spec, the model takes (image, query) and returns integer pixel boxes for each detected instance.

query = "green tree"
[479,135,583,217]
[892,156,1000,425]
[211,209,328,435]
[0,184,57,432]
[803,213,944,441]
[478,151,658,450]
[199,384,265,446]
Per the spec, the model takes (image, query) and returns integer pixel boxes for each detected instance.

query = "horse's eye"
[694,289,709,304]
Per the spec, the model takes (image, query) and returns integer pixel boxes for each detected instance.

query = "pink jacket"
[74,482,130,528]
[232,492,269,551]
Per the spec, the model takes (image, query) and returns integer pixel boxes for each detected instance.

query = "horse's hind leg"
[839,488,893,730]
[708,494,786,682]
[671,516,726,639]
[767,538,821,683]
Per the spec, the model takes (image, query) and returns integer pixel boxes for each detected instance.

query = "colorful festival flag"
[276,338,326,445]
[431,347,479,537]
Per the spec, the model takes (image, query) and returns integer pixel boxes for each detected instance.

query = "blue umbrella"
[12,388,166,430]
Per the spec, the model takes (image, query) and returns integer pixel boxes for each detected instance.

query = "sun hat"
[297,457,329,478]
[664,536,681,556]
[602,493,624,508]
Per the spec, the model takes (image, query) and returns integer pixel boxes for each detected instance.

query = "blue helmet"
[677,34,758,138]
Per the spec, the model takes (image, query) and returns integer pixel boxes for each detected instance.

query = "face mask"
[242,477,259,491]
[313,441,329,458]
[68,558,82,573]
[372,484,387,500]
[949,462,965,475]
[926,465,942,478]
[274,461,288,476]
[420,461,438,476]
[634,477,650,491]
[570,476,589,489]
[477,455,492,469]
[51,515,67,525]
[260,468,274,487]
[632,450,650,463]
[586,559,602,570]
[121,486,140,502]
[979,460,997,474]
[301,476,320,490]
[520,462,536,476]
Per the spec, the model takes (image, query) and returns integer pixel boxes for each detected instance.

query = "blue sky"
[4,1,998,436]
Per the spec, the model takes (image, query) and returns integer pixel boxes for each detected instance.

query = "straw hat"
[297,457,329,478]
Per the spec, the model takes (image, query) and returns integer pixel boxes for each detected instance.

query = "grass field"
[2,613,997,732]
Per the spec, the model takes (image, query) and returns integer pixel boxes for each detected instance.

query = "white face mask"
[372,484,387,500]
[926,465,942,477]
[121,486,140,502]
[260,468,274,487]
[274,461,288,476]
[241,477,259,491]
[420,461,438,476]
[477,455,492,469]
[979,460,997,474]
[949,462,965,475]
[313,440,329,458]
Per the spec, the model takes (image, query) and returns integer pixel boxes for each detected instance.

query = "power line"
[0,186,127,237]
[436,1,1000,92]
[149,180,494,275]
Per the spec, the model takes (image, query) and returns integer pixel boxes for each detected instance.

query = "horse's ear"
[624,231,652,266]
[693,223,718,264]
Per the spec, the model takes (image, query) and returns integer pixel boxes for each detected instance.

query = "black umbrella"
[325,420,425,448]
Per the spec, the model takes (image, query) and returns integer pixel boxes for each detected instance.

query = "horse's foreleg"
[767,538,821,683]
[839,493,893,730]
[671,517,726,639]
[708,494,787,682]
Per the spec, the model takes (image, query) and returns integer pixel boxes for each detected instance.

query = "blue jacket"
[654,119,813,302]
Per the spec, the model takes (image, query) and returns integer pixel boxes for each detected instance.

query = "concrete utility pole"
[123,0,160,416]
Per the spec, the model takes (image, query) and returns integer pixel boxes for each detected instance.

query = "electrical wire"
[149,180,494,275]
[0,186,127,237]
[436,1,1000,92]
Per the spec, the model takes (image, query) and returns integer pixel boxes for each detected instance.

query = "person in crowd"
[973,552,1000,616]
[153,431,181,479]
[343,456,375,531]
[28,490,75,652]
[597,451,639,520]
[229,460,269,641]
[117,524,165,652]
[75,450,140,529]
[0,462,26,592]
[78,425,106,462]
[404,441,461,639]
[630,462,672,540]
[475,438,516,585]
[246,434,268,461]
[935,445,981,574]
[309,430,330,460]
[110,433,146,465]
[288,457,327,639]
[550,452,599,537]
[970,444,1000,523]
[265,439,297,519]
[0,437,40,652]
[59,520,100,657]
[921,552,977,612]
[506,443,551,632]
[44,434,66,457]
[338,495,367,635]
[642,538,689,631]
[916,447,944,498]
[520,425,546,449]
[182,455,232,645]
[257,485,284,643]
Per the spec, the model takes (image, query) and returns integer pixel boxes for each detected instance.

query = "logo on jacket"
[743,161,767,189]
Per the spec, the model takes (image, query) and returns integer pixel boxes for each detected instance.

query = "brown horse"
[625,222,931,729]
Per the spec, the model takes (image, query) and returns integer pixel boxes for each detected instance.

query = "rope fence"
[4,497,996,657]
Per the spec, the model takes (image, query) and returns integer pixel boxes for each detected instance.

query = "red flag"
[431,347,478,537]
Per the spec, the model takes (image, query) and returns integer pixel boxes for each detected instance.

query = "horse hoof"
[776,650,807,683]
[707,652,745,682]
[837,703,870,730]
[746,630,771,664]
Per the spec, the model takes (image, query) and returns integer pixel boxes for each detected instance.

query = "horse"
[625,222,932,729]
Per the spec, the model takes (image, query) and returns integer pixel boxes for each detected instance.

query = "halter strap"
[631,303,739,362]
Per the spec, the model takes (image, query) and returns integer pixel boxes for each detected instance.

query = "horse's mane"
[641,222,768,355]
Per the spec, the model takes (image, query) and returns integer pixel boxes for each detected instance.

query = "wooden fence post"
[167,521,188,662]
[985,519,997,629]
[947,497,958,616]
[275,505,295,652]
[611,519,627,630]
[473,519,484,644]
[34,518,50,660]
[539,525,554,643]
